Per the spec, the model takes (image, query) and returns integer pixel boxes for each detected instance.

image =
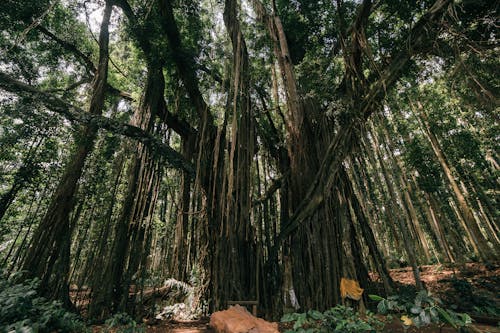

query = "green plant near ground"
[448,277,500,317]
[369,290,472,329]
[281,310,322,332]
[281,305,384,333]
[0,270,88,332]
[322,306,385,333]
[103,312,145,333]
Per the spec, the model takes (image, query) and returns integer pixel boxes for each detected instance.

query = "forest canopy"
[0,0,498,324]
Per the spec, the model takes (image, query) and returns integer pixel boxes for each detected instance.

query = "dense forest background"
[0,0,498,324]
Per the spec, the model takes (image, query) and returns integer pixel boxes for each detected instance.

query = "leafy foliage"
[369,290,472,329]
[281,306,384,333]
[404,137,443,193]
[103,312,145,333]
[446,278,500,317]
[0,271,87,332]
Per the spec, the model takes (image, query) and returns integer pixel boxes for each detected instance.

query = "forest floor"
[94,318,500,333]
[365,262,500,332]
[371,262,500,316]
[98,317,500,333]
[137,320,214,333]
[90,263,500,332]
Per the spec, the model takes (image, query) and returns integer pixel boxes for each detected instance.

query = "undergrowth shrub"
[0,270,87,332]
[103,312,145,333]
[447,277,500,316]
[370,290,472,329]
[281,305,384,333]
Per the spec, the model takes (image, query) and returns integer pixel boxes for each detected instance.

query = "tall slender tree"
[20,0,113,306]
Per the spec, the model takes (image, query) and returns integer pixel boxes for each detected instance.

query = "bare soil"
[144,319,214,333]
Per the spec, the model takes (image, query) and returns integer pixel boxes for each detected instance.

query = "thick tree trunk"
[89,63,164,319]
[252,0,452,310]
[207,0,258,309]
[253,0,347,311]
[20,1,112,306]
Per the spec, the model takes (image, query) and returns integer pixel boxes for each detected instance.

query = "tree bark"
[89,63,165,319]
[20,1,113,306]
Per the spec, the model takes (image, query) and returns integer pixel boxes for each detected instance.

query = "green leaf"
[307,309,324,320]
[458,313,472,325]
[429,307,438,320]
[436,307,457,328]
[420,311,431,325]
[388,300,398,310]
[413,315,422,327]
[410,306,422,314]
[281,313,298,322]
[368,294,384,301]
[377,300,388,314]
[293,319,303,330]
[293,313,307,329]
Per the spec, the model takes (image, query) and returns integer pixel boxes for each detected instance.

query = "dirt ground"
[92,319,214,333]
[144,320,214,333]
[92,263,500,332]
[130,318,500,333]
[384,263,499,296]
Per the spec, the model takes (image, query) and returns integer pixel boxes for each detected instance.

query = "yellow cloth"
[340,278,364,301]
[401,315,413,326]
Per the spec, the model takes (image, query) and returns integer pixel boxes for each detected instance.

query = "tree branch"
[112,0,197,139]
[0,72,195,176]
[36,25,96,75]
[36,25,134,102]
[252,171,289,206]
[44,78,91,93]
[157,0,213,123]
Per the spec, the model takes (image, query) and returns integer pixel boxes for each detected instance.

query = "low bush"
[369,290,472,329]
[0,271,88,332]
[281,305,384,333]
[447,277,500,316]
[102,312,145,333]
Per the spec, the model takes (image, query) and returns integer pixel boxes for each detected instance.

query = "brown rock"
[210,305,279,333]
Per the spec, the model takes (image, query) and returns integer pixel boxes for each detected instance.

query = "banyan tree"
[0,0,497,321]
